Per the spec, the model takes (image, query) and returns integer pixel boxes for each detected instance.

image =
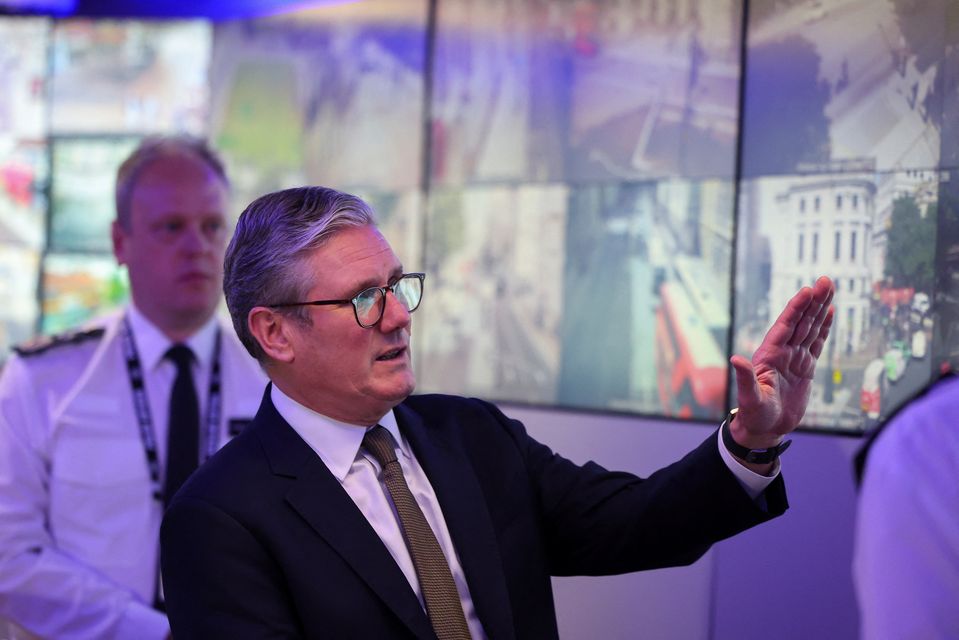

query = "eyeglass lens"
[355,276,422,326]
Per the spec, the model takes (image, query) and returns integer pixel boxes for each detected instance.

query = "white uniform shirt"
[125,304,219,465]
[854,376,959,640]
[0,306,266,640]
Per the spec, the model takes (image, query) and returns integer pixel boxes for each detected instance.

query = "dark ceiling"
[1,0,350,20]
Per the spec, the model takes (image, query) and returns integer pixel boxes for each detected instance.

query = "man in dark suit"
[160,186,834,639]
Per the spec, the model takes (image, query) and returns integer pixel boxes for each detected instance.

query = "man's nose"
[180,223,210,253]
[379,290,412,332]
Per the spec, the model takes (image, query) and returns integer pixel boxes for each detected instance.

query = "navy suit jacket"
[161,388,786,639]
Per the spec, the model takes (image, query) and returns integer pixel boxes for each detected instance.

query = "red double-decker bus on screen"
[654,280,727,420]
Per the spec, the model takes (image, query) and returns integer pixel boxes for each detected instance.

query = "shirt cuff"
[115,601,169,640]
[717,425,779,501]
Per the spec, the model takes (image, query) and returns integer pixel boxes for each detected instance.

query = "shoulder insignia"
[14,327,106,358]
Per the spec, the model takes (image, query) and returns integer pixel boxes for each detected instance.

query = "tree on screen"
[885,195,936,292]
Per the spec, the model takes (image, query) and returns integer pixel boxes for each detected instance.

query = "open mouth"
[376,347,406,361]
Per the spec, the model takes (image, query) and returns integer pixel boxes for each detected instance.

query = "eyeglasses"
[268,272,425,328]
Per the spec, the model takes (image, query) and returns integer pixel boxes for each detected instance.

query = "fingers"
[814,275,835,297]
[789,277,835,347]
[763,286,814,348]
[800,285,836,350]
[730,353,760,408]
[754,276,834,360]
[808,305,835,359]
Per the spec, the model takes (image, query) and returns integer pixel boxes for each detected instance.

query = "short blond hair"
[115,135,228,230]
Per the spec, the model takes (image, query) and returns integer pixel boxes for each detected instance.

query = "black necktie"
[164,344,199,508]
[362,426,471,640]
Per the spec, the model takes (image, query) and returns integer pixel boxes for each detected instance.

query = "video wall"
[1,0,956,432]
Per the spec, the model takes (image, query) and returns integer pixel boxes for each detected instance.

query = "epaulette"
[13,327,106,358]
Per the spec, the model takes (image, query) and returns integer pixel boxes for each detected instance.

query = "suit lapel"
[252,390,435,639]
[396,402,516,640]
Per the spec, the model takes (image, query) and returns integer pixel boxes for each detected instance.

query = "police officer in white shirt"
[0,136,268,639]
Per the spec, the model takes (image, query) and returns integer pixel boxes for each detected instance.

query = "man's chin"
[168,300,220,327]
[377,375,416,405]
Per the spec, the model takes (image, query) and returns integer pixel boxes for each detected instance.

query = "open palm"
[730,276,835,442]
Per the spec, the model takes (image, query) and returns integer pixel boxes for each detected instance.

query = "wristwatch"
[721,408,791,464]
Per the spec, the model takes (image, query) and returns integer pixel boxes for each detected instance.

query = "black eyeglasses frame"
[267,272,425,328]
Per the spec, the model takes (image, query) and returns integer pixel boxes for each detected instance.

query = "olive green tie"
[362,426,471,640]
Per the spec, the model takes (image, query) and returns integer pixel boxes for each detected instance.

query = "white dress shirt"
[271,385,488,640]
[126,303,220,463]
[716,425,779,501]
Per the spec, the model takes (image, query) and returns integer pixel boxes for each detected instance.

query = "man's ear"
[111,220,127,265]
[248,307,297,363]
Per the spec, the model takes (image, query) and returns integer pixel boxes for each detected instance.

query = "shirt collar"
[269,384,406,483]
[126,302,219,372]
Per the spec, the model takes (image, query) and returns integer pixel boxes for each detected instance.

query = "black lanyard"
[120,316,223,503]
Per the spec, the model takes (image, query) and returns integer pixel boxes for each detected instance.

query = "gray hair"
[224,186,377,361]
[115,135,228,230]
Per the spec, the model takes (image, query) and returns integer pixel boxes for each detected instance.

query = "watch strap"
[721,409,792,464]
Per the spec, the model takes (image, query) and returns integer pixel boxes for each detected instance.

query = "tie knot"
[362,425,397,468]
[165,344,195,371]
